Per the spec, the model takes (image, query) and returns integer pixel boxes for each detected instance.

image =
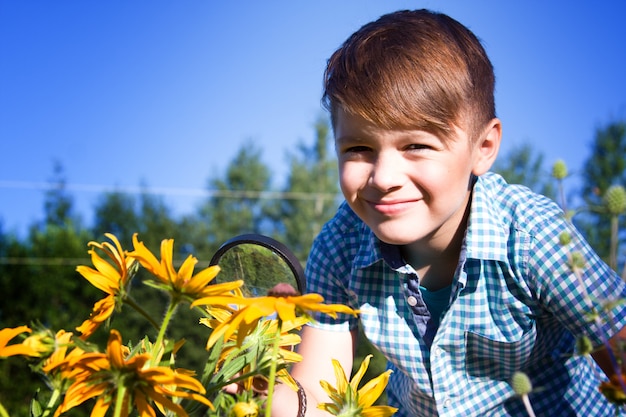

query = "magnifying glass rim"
[209,233,306,294]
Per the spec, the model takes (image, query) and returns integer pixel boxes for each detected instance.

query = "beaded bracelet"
[294,379,307,417]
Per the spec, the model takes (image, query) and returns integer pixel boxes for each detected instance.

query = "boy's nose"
[369,153,404,192]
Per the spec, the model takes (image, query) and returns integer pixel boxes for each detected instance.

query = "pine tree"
[578,121,626,267]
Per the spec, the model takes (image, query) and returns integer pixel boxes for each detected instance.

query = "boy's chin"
[372,228,422,246]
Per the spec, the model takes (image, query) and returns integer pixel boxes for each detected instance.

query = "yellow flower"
[0,326,41,357]
[599,374,626,405]
[201,306,306,391]
[76,233,136,338]
[21,327,67,360]
[55,329,213,417]
[76,295,116,339]
[40,329,84,374]
[127,233,243,301]
[195,292,357,349]
[231,400,260,417]
[77,233,135,296]
[318,354,397,417]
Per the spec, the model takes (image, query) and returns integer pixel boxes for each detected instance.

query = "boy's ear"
[472,118,502,176]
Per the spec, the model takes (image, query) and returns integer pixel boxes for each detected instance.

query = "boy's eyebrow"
[337,129,442,143]
[335,134,362,143]
[335,135,373,147]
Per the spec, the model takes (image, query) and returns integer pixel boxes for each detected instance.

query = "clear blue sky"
[2,1,625,237]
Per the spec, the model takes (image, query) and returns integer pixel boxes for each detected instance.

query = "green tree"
[492,143,555,200]
[0,165,96,415]
[268,116,340,263]
[92,190,139,246]
[136,190,181,248]
[0,226,33,415]
[16,162,95,329]
[578,121,626,266]
[91,186,182,248]
[196,142,273,254]
[43,161,76,227]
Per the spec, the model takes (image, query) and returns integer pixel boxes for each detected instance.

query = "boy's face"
[335,108,497,251]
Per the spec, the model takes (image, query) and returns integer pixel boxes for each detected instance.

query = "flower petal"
[160,238,177,281]
[128,234,165,280]
[350,354,372,392]
[0,326,31,349]
[0,344,41,357]
[184,265,220,294]
[175,254,198,288]
[358,370,392,408]
[106,330,126,368]
[361,405,399,417]
[90,396,111,417]
[331,358,349,394]
[133,392,157,417]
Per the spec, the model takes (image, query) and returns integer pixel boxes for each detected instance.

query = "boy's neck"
[400,195,471,291]
[407,255,458,291]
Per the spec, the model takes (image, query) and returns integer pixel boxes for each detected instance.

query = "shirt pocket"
[464,323,537,381]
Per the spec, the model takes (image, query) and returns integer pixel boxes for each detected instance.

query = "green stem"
[113,384,127,417]
[558,179,567,213]
[610,215,619,272]
[123,295,161,330]
[265,320,282,417]
[151,299,179,366]
[40,387,62,417]
[522,394,537,417]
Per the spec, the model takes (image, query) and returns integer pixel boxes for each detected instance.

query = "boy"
[274,9,626,416]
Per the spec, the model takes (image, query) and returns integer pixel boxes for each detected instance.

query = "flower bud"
[511,371,533,396]
[552,160,568,180]
[22,328,56,357]
[604,185,626,215]
[569,251,586,270]
[575,335,594,356]
[559,232,572,246]
[231,400,259,417]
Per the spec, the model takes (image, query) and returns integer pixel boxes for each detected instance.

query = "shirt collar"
[353,222,386,269]
[464,173,510,262]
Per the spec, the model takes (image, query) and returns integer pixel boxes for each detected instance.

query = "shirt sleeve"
[305,219,360,332]
[527,211,626,347]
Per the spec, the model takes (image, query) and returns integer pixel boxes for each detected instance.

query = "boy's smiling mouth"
[366,198,420,215]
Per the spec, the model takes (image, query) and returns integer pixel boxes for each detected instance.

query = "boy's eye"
[345,145,371,153]
[406,143,431,151]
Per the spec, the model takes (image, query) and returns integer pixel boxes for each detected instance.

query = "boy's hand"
[223,375,270,397]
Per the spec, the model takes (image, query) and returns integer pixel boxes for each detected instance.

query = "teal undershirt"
[420,284,452,329]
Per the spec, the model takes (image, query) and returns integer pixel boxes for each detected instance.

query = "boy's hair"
[322,9,495,142]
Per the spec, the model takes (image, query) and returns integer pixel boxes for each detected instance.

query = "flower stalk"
[264,319,283,417]
[150,298,178,367]
[113,384,128,417]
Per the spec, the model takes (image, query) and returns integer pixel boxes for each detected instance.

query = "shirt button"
[443,398,452,408]
[407,295,418,306]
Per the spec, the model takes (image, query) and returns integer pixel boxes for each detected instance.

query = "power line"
[0,257,215,267]
[0,257,89,266]
[1,180,337,266]
[0,180,340,201]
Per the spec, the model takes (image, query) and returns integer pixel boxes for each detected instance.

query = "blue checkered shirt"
[306,172,626,416]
